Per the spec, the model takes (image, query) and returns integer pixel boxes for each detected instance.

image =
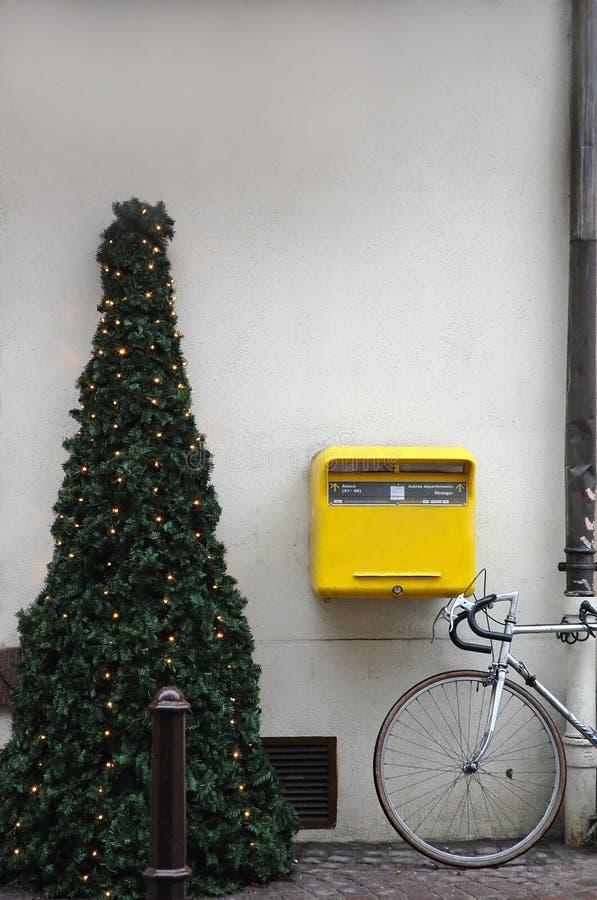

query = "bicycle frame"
[467,591,597,770]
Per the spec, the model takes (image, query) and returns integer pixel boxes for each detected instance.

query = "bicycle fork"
[463,667,508,773]
[463,598,518,773]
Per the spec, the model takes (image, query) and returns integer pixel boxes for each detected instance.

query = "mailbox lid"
[311,445,475,477]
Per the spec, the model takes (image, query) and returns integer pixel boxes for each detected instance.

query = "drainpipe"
[559,0,597,845]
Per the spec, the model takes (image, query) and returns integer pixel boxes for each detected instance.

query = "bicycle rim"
[374,670,566,867]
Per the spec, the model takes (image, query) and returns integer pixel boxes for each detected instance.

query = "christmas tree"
[0,198,298,898]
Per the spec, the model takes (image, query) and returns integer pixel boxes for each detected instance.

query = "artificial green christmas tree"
[0,199,298,898]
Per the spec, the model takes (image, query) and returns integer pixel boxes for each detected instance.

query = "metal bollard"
[143,686,191,900]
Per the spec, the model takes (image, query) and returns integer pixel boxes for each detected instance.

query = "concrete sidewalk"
[0,839,595,899]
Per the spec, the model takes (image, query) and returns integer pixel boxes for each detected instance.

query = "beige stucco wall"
[0,0,571,839]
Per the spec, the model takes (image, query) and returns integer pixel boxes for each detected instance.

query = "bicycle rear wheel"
[374,670,566,867]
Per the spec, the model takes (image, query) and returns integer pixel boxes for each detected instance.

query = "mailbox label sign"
[328,480,467,506]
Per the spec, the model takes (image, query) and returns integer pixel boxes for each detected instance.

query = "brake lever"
[431,594,470,643]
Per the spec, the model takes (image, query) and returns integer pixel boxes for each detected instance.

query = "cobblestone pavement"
[0,839,595,899]
[193,839,597,900]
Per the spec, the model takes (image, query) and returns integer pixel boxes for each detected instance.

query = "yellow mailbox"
[310,446,475,599]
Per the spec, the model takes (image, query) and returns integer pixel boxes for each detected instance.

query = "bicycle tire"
[374,669,566,867]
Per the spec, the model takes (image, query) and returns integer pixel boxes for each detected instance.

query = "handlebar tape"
[449,610,492,655]
[467,594,513,643]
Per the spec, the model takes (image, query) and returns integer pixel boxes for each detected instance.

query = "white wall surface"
[0,0,570,838]
[0,711,11,749]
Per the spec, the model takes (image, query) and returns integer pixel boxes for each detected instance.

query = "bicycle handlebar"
[466,594,513,643]
[448,593,597,655]
[449,609,492,654]
[448,593,511,654]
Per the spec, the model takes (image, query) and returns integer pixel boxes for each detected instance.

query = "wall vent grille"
[262,736,337,829]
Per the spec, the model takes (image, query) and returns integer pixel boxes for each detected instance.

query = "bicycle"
[373,583,597,867]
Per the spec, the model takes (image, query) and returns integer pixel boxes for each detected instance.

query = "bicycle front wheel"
[374,670,566,867]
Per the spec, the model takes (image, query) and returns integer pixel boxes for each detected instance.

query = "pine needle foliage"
[0,198,298,898]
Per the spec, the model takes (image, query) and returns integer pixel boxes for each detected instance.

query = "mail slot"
[309,446,475,599]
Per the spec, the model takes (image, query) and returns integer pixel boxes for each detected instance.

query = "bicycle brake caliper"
[482,666,498,687]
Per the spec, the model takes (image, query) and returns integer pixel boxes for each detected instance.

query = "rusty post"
[560,0,597,847]
[560,0,597,595]
[143,686,191,900]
